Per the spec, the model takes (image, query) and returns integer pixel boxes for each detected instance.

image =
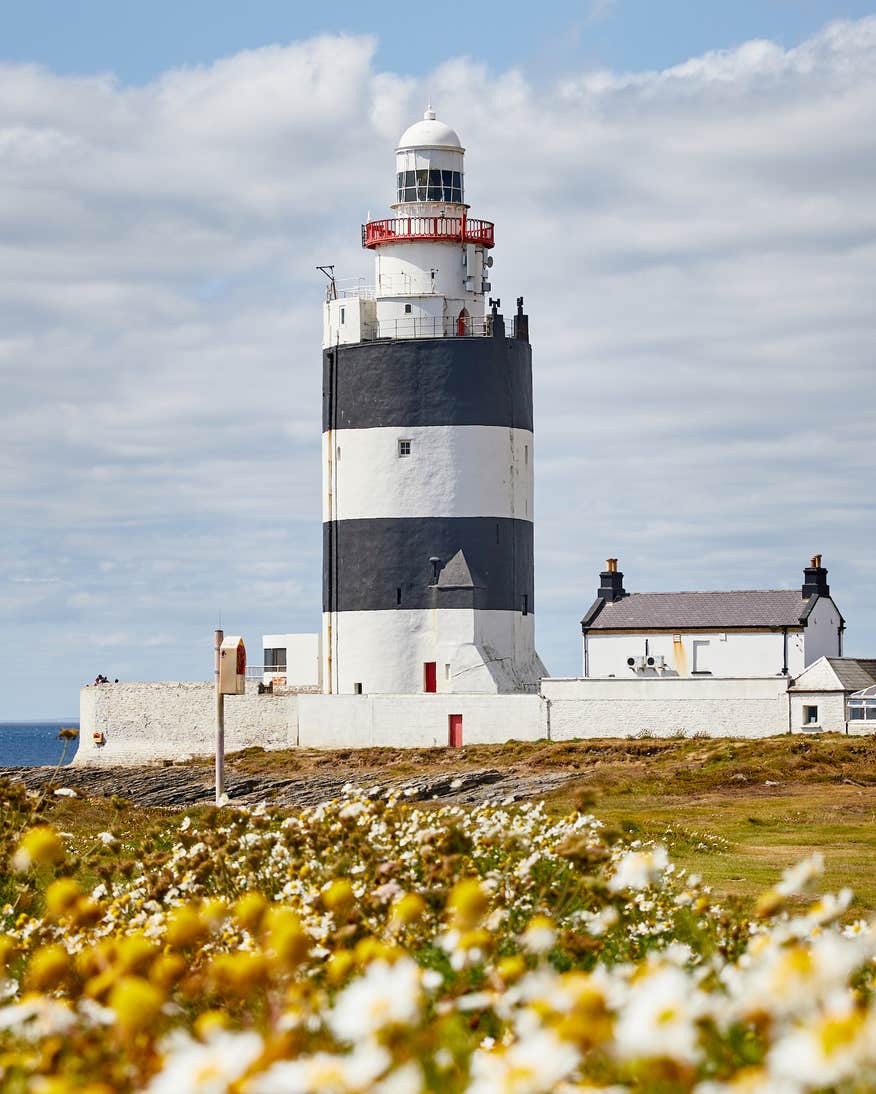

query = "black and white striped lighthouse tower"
[322,108,545,695]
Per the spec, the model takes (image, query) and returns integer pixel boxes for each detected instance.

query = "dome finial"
[424,97,436,121]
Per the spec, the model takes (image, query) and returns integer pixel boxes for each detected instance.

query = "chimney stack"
[598,558,626,602]
[801,554,830,600]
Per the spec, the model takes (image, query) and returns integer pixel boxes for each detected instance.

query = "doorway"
[448,714,463,747]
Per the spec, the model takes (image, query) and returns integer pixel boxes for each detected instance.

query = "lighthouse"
[321,108,545,695]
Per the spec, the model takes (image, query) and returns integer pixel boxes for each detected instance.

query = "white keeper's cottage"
[581,556,844,679]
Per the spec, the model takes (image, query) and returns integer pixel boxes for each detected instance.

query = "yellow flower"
[234,892,268,933]
[497,954,527,983]
[391,893,426,927]
[44,878,82,920]
[264,907,310,969]
[322,879,355,914]
[116,933,158,975]
[327,950,356,984]
[0,934,17,972]
[109,976,164,1034]
[12,825,65,872]
[210,952,268,997]
[151,952,188,991]
[26,944,70,991]
[448,878,489,928]
[194,1009,232,1040]
[165,904,208,948]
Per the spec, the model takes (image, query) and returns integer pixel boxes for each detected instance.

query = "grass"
[25,732,876,913]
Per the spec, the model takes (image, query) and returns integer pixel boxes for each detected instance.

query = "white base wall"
[323,609,544,695]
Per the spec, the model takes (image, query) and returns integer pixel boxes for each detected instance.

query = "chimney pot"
[802,555,829,600]
[598,560,626,602]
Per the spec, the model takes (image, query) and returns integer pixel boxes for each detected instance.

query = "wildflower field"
[2,763,876,1094]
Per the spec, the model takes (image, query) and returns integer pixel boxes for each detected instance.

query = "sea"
[0,722,79,768]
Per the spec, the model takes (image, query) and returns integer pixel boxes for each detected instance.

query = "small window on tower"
[354,682,363,695]
[398,439,412,457]
[340,307,345,325]
[404,304,412,314]
[522,595,529,616]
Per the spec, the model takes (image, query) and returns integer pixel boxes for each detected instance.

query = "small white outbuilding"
[789,657,876,733]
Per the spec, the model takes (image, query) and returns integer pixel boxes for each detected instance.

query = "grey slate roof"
[584,589,812,631]
[825,658,876,691]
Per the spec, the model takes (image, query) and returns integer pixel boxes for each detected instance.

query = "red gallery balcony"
[362,215,495,250]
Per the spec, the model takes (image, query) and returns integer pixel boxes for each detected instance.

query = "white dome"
[397,108,463,151]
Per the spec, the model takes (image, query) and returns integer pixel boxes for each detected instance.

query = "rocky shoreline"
[0,762,579,809]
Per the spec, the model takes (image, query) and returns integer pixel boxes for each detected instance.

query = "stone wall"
[76,675,816,765]
[297,693,541,749]
[541,676,790,740]
[78,682,295,765]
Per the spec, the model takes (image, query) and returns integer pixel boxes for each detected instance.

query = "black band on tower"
[323,336,533,432]
[323,516,534,613]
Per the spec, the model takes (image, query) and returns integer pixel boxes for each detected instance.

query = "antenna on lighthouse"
[316,265,337,300]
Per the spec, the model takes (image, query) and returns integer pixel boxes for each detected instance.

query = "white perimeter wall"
[296,694,541,750]
[542,677,790,740]
[585,630,804,679]
[74,674,876,766]
[77,682,294,765]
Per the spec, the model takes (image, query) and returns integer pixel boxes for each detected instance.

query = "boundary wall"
[75,675,849,765]
[542,677,789,741]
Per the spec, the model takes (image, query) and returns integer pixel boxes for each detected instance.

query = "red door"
[448,714,463,747]
[457,309,468,336]
[424,662,437,693]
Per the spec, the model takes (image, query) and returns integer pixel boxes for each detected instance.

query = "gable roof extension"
[582,589,817,632]
[825,658,876,691]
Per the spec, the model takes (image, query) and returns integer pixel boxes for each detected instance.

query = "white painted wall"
[789,691,847,733]
[322,609,544,696]
[76,674,811,765]
[326,426,533,522]
[297,693,541,750]
[323,297,377,348]
[584,630,805,679]
[262,633,321,690]
[542,676,790,740]
[803,597,843,664]
[76,682,295,765]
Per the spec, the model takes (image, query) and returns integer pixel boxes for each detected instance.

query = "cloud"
[1,20,875,713]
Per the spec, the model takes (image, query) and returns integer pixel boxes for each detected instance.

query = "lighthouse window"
[396,169,463,203]
[398,439,412,457]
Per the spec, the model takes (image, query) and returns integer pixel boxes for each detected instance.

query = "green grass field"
[29,732,876,913]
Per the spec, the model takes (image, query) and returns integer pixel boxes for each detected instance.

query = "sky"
[1,3,875,717]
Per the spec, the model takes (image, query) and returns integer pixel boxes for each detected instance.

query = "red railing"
[362,215,495,249]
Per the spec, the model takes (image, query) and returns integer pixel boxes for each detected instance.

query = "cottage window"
[803,705,819,725]
[692,640,711,675]
[398,439,412,457]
